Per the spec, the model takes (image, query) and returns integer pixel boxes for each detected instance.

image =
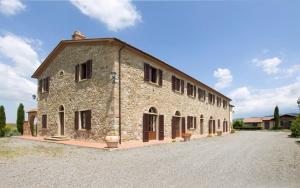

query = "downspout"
[118,45,125,144]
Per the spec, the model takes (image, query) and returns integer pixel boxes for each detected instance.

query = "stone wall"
[118,48,231,141]
[37,44,119,141]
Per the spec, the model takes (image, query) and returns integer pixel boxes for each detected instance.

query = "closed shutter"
[182,117,186,134]
[198,88,200,100]
[144,63,150,81]
[87,60,92,79]
[171,117,176,139]
[172,76,175,91]
[75,64,79,82]
[38,79,42,93]
[158,115,164,140]
[75,111,79,130]
[193,86,196,97]
[158,69,163,86]
[45,77,49,92]
[187,116,190,129]
[86,110,92,130]
[42,115,47,128]
[181,80,184,94]
[143,114,149,142]
[187,83,189,95]
[194,117,197,129]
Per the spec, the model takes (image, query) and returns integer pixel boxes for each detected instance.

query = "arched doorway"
[59,105,64,136]
[172,111,184,139]
[143,107,164,142]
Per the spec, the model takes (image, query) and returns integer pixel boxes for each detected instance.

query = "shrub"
[0,106,6,137]
[291,115,300,137]
[233,119,243,129]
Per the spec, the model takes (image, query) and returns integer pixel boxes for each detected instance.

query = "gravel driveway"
[1,131,300,188]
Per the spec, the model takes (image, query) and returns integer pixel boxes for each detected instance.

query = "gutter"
[118,46,125,144]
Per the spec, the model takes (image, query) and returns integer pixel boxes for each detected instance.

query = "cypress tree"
[16,103,25,134]
[0,105,6,136]
[274,106,280,129]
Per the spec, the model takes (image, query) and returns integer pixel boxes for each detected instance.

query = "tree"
[273,106,280,129]
[233,119,243,129]
[0,105,6,137]
[291,115,300,137]
[16,103,25,134]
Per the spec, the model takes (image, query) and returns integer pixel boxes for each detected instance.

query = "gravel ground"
[0,131,300,188]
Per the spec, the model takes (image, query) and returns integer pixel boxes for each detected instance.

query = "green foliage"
[16,103,25,134]
[290,115,300,137]
[233,119,243,129]
[273,106,280,129]
[0,106,6,137]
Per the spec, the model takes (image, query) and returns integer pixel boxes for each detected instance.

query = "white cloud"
[70,0,142,31]
[213,68,233,89]
[253,57,281,75]
[0,0,25,16]
[230,77,300,117]
[253,57,300,79]
[0,33,40,77]
[0,33,40,102]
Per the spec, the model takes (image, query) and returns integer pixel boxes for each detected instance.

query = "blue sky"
[0,0,300,122]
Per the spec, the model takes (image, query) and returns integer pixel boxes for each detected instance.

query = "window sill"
[78,129,87,131]
[145,81,160,87]
[78,78,88,83]
[188,95,196,99]
[173,90,183,94]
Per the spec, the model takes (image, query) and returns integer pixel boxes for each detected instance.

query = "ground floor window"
[42,114,47,128]
[187,116,197,129]
[75,110,91,130]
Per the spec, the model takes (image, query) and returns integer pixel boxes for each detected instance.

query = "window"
[200,115,204,134]
[217,97,222,107]
[75,60,92,82]
[223,100,228,109]
[208,93,215,104]
[38,77,49,93]
[144,63,163,86]
[187,83,196,97]
[172,75,184,93]
[75,110,91,130]
[198,88,206,101]
[42,114,47,128]
[187,116,197,129]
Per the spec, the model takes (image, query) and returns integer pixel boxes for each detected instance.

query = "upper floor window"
[144,63,163,86]
[187,83,196,97]
[217,96,222,107]
[38,77,49,93]
[187,116,197,129]
[198,88,206,101]
[75,60,92,82]
[208,93,215,105]
[172,75,184,93]
[223,100,228,109]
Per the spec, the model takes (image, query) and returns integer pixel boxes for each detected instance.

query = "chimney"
[72,31,86,40]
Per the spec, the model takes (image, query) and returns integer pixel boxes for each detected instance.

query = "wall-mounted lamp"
[111,72,118,83]
[32,94,39,101]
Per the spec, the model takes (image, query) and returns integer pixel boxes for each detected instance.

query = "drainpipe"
[118,45,125,144]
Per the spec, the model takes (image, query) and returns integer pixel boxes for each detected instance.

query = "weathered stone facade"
[34,37,232,142]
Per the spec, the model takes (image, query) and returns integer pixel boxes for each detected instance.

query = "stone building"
[32,31,232,142]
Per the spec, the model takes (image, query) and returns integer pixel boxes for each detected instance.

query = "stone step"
[44,136,70,141]
[51,135,69,139]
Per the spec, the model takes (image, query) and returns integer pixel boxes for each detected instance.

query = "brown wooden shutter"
[171,117,176,139]
[193,86,196,97]
[143,114,149,142]
[158,69,163,86]
[45,77,49,92]
[181,117,186,134]
[172,76,175,91]
[158,115,164,140]
[194,117,197,129]
[38,79,42,93]
[75,111,79,130]
[87,60,92,79]
[75,64,79,82]
[144,63,150,81]
[198,88,201,100]
[181,80,184,94]
[42,114,47,128]
[86,110,91,130]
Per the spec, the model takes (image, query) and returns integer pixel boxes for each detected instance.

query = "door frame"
[58,105,65,136]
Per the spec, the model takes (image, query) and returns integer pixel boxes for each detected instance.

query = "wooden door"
[158,115,164,140]
[181,117,186,137]
[143,114,149,142]
[59,112,64,135]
